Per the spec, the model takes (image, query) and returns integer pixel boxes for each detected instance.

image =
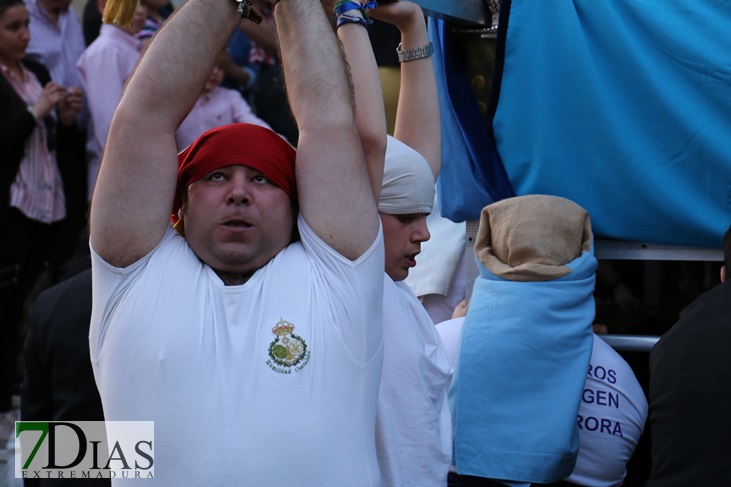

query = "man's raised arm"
[90,0,242,267]
[274,0,381,260]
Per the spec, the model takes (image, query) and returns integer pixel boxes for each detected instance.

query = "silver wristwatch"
[396,42,435,63]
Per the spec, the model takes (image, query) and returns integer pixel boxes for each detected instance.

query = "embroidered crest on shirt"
[266,318,310,374]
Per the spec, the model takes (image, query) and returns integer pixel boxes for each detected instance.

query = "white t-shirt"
[566,335,648,487]
[377,278,452,487]
[437,319,647,487]
[90,217,384,486]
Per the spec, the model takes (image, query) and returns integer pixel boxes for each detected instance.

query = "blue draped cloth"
[432,1,731,246]
[428,17,515,222]
[452,250,596,483]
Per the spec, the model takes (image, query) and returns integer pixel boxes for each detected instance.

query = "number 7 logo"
[16,422,49,469]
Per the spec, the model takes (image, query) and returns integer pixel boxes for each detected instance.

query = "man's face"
[39,0,71,14]
[380,212,430,282]
[181,165,294,276]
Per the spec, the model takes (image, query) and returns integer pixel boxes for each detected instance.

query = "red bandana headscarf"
[172,123,297,224]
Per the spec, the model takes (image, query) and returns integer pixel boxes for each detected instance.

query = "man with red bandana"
[87,0,384,483]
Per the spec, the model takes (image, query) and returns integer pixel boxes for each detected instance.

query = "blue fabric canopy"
[432,1,731,247]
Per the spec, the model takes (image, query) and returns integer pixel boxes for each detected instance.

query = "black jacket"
[21,269,110,487]
[0,58,86,225]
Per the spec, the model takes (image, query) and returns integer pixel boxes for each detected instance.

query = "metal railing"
[596,334,660,352]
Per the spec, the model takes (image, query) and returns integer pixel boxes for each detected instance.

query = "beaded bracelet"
[333,0,376,29]
[336,11,371,28]
[361,0,377,12]
[333,0,362,17]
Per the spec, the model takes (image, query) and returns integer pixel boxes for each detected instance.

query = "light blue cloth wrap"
[451,248,597,483]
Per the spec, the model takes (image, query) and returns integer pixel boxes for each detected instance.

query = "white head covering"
[378,136,435,215]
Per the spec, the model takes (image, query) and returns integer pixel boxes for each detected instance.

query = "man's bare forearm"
[274,0,355,132]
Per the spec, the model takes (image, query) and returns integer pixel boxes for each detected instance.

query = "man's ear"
[721,265,727,284]
[178,207,184,221]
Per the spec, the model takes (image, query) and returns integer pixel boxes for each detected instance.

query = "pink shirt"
[1,64,65,223]
[77,25,141,193]
[175,86,272,151]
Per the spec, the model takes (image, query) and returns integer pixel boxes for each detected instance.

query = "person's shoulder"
[31,270,92,338]
[591,334,638,380]
[24,0,41,14]
[61,2,82,20]
[107,25,141,47]
[686,279,731,312]
[298,214,384,269]
[37,269,92,306]
[662,281,731,340]
[85,27,131,54]
[92,225,186,274]
[591,333,621,357]
[78,35,110,60]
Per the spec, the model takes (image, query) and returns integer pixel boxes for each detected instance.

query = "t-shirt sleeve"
[88,227,181,357]
[296,215,385,363]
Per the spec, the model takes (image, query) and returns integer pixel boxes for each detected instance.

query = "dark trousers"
[0,208,76,411]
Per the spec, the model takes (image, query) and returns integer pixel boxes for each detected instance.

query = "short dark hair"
[0,0,24,16]
[724,224,731,270]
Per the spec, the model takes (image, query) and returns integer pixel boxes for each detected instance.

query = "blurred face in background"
[38,0,72,15]
[122,2,148,36]
[143,0,169,19]
[203,54,226,94]
[0,2,30,68]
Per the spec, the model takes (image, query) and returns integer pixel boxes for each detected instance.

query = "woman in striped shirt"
[0,0,85,426]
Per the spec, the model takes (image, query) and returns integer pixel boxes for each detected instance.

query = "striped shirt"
[1,64,66,223]
[25,0,85,90]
